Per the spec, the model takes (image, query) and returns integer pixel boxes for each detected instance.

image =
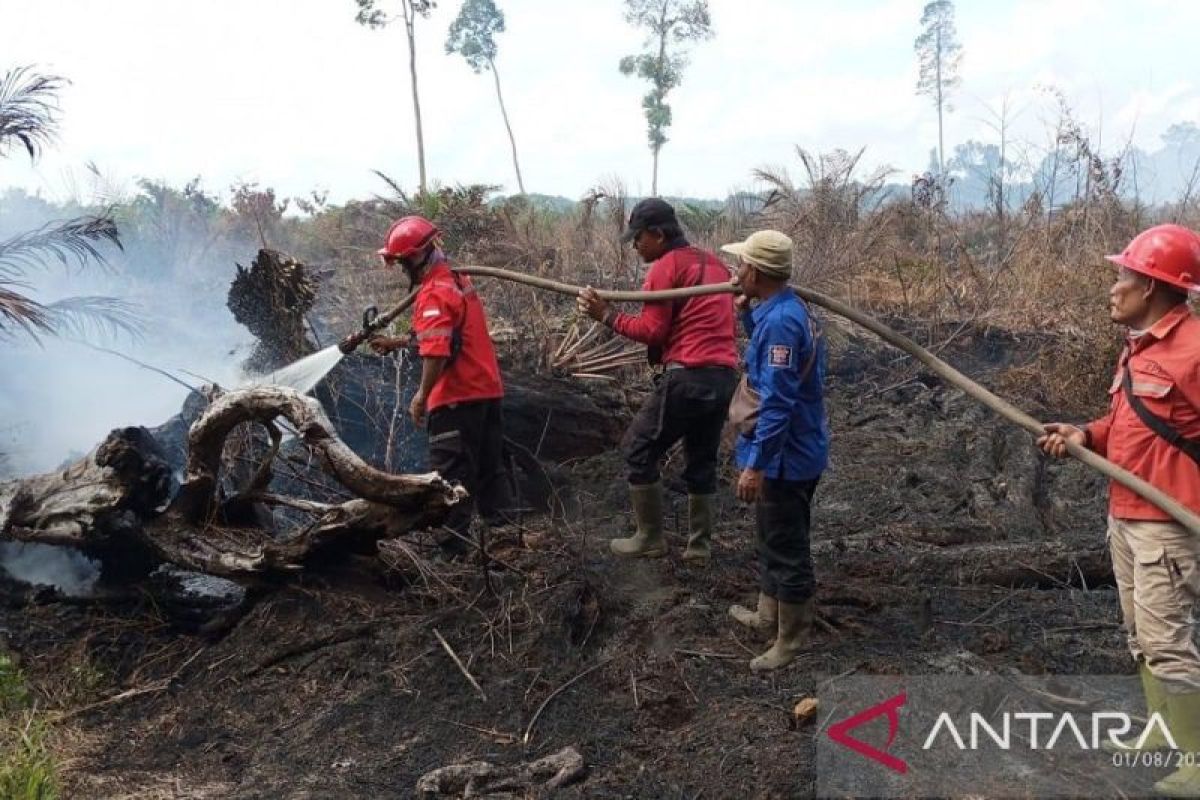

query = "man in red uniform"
[1039,224,1200,797]
[369,216,511,558]
[577,198,738,564]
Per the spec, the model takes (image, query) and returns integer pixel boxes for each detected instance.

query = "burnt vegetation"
[1,38,1198,799]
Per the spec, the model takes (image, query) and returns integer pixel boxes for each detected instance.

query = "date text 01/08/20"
[1111,751,1200,769]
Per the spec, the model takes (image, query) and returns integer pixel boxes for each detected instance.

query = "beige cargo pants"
[1108,517,1200,692]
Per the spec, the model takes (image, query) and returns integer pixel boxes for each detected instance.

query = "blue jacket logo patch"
[768,344,793,367]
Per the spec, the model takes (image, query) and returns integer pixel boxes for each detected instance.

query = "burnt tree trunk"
[1,387,463,578]
[0,426,174,553]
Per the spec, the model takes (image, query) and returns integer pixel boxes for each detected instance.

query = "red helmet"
[1105,224,1200,292]
[378,216,440,261]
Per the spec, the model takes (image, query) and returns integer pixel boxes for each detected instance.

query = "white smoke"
[0,269,252,474]
[0,542,100,597]
[0,188,259,589]
[0,197,256,475]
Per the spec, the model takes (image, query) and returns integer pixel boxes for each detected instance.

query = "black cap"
[621,198,678,243]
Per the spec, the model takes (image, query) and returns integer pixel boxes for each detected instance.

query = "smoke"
[0,274,252,473]
[0,189,257,475]
[0,542,100,597]
[0,183,265,589]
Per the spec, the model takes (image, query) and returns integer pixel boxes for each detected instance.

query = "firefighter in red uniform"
[1039,224,1200,797]
[578,198,738,565]
[369,216,512,558]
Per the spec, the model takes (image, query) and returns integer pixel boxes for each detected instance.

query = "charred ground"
[0,318,1129,799]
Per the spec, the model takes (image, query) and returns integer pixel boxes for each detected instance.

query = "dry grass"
[263,141,1196,416]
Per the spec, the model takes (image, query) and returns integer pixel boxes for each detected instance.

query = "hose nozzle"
[338,305,380,354]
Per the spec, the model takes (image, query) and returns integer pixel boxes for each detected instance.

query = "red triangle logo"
[827,691,909,775]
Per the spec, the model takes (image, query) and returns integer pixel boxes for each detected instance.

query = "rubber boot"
[750,598,815,672]
[610,482,667,558]
[729,593,778,632]
[1103,662,1172,753]
[682,494,715,564]
[1154,690,1200,798]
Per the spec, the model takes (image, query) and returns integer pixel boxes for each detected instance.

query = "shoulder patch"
[768,344,793,368]
[1135,358,1170,379]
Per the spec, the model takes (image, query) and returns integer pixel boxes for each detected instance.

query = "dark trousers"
[427,398,513,552]
[622,366,738,494]
[757,477,819,603]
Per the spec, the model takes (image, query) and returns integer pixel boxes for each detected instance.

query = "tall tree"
[446,0,525,195]
[914,0,962,177]
[619,0,713,196]
[355,0,437,194]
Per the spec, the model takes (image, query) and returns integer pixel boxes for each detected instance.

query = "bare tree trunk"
[935,27,945,176]
[981,94,1012,259]
[1175,156,1200,222]
[488,58,525,196]
[1046,122,1062,230]
[652,146,660,197]
[403,0,428,194]
[651,0,669,197]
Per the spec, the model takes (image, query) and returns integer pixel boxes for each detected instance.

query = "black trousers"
[622,366,738,494]
[757,477,819,603]
[427,399,513,550]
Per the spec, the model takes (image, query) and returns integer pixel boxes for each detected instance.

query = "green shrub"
[0,655,58,800]
[0,655,28,714]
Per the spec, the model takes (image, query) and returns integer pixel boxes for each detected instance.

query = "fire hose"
[340,265,1200,537]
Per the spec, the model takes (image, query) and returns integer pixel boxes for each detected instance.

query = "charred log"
[0,426,174,553]
[172,386,459,522]
[500,372,632,463]
[416,746,585,797]
[153,386,464,575]
[1,386,465,579]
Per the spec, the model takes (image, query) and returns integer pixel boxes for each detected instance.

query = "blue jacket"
[735,288,829,481]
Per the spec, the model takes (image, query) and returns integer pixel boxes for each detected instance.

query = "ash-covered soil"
[1,321,1129,799]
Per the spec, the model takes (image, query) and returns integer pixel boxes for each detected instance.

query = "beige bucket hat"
[720,230,793,280]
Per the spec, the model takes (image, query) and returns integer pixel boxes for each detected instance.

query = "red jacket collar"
[420,258,452,284]
[1145,303,1191,340]
[1127,303,1191,356]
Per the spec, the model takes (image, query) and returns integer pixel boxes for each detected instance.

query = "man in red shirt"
[369,216,511,558]
[1039,224,1200,797]
[578,199,737,564]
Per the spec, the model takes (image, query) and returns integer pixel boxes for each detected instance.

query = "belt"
[665,362,734,371]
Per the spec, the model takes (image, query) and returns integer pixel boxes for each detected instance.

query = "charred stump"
[228,248,318,372]
[500,372,631,464]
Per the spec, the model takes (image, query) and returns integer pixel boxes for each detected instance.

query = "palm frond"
[370,169,417,219]
[371,169,411,203]
[0,281,51,340]
[0,66,66,161]
[41,295,145,341]
[0,214,122,279]
[753,166,802,209]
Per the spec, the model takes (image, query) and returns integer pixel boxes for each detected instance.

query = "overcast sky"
[2,0,1199,205]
